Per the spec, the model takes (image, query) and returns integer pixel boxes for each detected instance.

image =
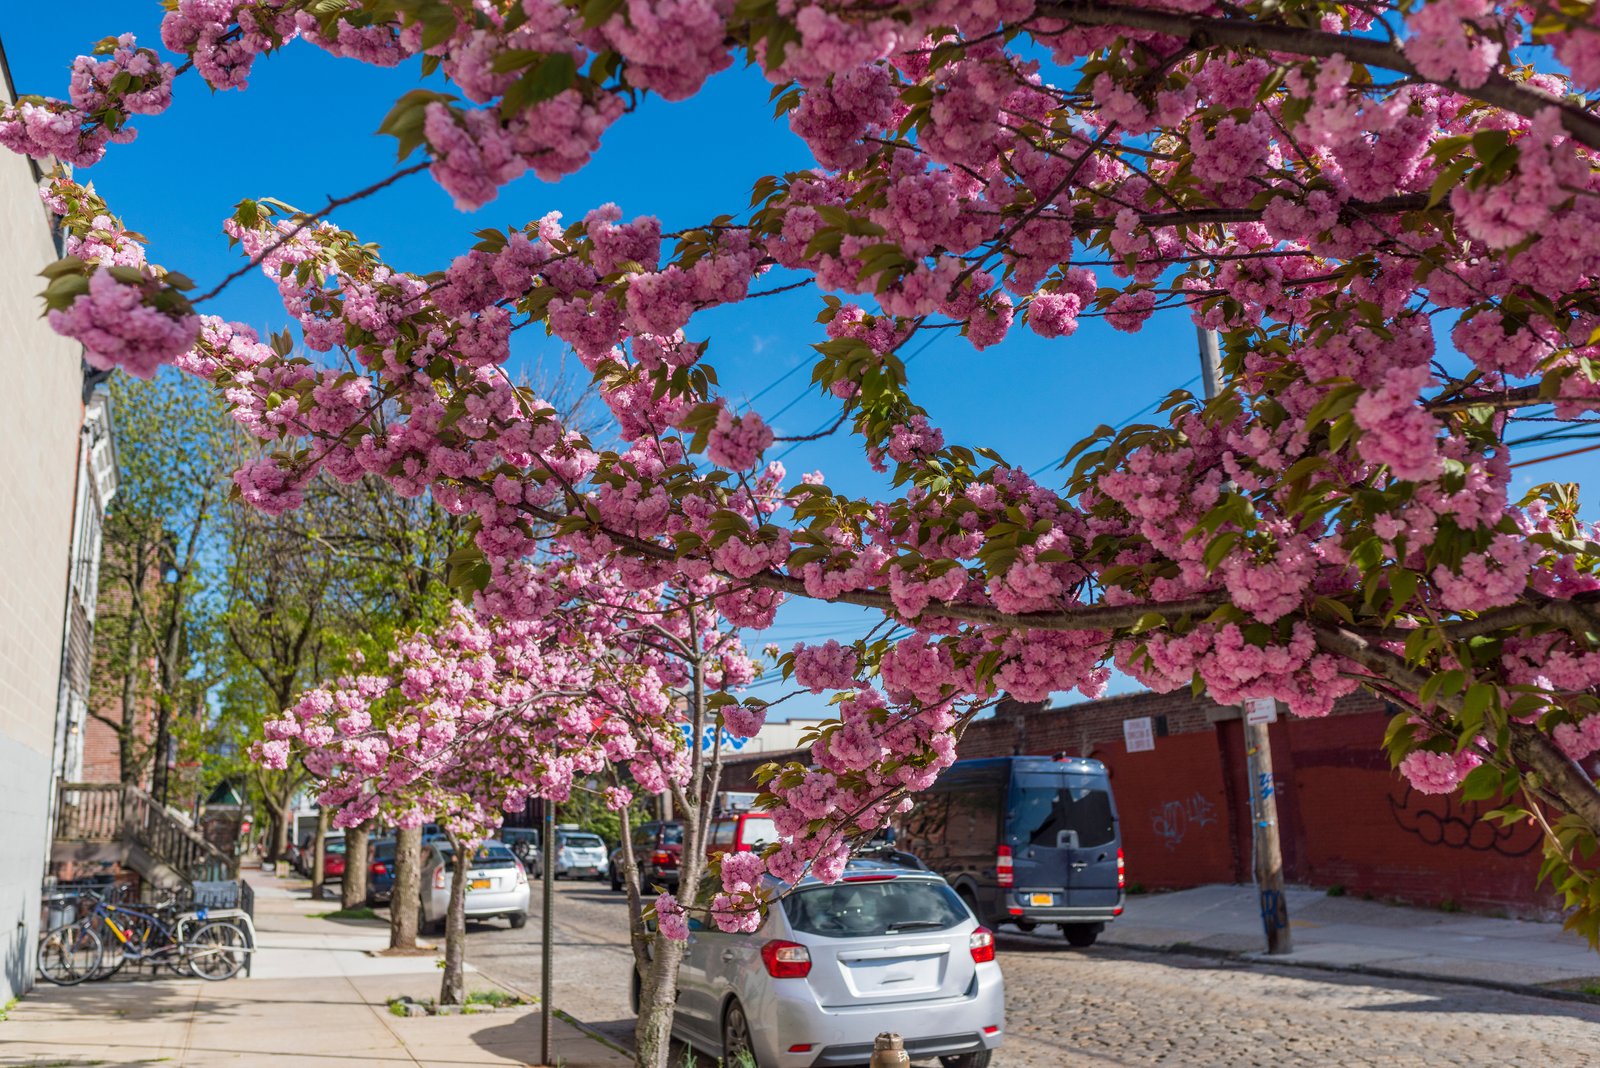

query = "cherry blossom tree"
[14,0,1600,965]
[258,562,771,1060]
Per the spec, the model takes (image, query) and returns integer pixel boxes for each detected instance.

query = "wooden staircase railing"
[54,781,237,884]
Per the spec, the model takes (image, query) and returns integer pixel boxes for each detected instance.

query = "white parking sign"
[1123,716,1155,753]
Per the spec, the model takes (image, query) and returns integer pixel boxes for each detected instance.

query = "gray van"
[900,755,1125,946]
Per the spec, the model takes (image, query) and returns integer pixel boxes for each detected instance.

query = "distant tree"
[88,371,228,798]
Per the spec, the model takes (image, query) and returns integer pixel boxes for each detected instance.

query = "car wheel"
[610,871,623,892]
[939,1052,993,1068]
[722,998,759,1068]
[1062,923,1100,948]
[509,912,528,930]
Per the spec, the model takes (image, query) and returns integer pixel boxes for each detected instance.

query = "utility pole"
[1198,326,1292,955]
[540,800,556,1065]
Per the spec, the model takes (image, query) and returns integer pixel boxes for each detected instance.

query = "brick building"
[724,689,1560,918]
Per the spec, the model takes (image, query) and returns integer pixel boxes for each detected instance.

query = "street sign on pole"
[1244,697,1279,725]
[1123,716,1155,753]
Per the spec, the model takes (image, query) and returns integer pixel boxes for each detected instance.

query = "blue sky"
[5,8,1598,720]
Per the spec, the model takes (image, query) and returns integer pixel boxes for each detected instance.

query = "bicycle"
[39,887,250,983]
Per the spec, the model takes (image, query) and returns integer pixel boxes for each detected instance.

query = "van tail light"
[1117,847,1126,890]
[970,926,996,963]
[996,846,1013,888]
[651,850,671,867]
[370,861,388,876]
[433,867,447,890]
[760,940,812,979]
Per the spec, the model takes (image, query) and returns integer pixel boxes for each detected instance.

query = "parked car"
[292,831,346,879]
[555,831,609,880]
[418,841,529,932]
[501,827,543,877]
[900,755,1124,947]
[612,820,683,892]
[367,838,397,906]
[638,857,1003,1068]
[706,811,779,860]
[323,834,347,880]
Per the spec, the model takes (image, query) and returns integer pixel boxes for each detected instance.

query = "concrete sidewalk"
[0,868,632,1067]
[1096,883,1600,990]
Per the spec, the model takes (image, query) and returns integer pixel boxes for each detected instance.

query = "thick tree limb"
[1036,3,1600,152]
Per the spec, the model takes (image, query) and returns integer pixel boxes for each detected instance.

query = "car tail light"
[651,850,671,866]
[983,1025,1000,1035]
[970,926,996,963]
[515,862,528,886]
[760,940,812,979]
[1117,847,1126,890]
[370,861,388,875]
[996,846,1013,888]
[433,867,447,890]
[788,1044,814,1053]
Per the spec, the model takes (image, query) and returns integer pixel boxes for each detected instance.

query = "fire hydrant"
[870,1033,911,1068]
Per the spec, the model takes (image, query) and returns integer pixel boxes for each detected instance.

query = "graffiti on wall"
[1150,791,1219,850]
[1387,786,1541,858]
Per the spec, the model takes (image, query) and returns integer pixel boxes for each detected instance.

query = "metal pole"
[540,801,555,1065]
[1198,326,1292,955]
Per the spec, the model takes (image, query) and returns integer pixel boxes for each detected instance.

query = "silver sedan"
[667,859,1004,1068]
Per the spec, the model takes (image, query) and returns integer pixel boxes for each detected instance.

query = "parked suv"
[612,820,683,893]
[637,857,1004,1068]
[900,755,1124,947]
[555,831,609,880]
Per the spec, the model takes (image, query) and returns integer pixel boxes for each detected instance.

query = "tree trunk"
[150,698,172,804]
[342,821,372,910]
[310,809,329,899]
[439,840,469,1006]
[268,799,290,865]
[389,825,421,950]
[635,936,687,1068]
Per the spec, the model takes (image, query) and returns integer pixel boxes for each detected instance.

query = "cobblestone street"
[458,881,1600,1067]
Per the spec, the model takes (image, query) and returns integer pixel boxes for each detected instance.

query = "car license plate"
[471,878,491,890]
[1029,892,1054,907]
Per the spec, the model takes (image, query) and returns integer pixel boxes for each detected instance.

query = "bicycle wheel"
[38,923,103,985]
[186,920,249,980]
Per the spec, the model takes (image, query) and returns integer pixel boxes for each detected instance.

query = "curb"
[477,973,637,1059]
[1021,933,1600,1008]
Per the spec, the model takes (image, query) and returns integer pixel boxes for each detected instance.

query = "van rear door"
[1011,771,1120,909]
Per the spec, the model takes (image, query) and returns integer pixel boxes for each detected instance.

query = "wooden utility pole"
[1198,327,1292,955]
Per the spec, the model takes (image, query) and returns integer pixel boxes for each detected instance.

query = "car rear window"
[659,824,684,845]
[783,879,969,938]
[1013,779,1115,849]
[437,845,519,868]
[372,841,396,860]
[325,839,347,854]
[563,834,604,849]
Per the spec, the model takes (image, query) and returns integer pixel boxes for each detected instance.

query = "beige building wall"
[0,65,87,997]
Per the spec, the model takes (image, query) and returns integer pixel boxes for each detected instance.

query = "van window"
[711,820,736,848]
[738,815,777,850]
[1013,780,1115,849]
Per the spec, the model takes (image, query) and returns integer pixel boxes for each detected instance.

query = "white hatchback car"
[419,841,530,931]
[656,858,1004,1068]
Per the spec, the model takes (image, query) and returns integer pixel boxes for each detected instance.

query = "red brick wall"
[726,688,1558,916]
